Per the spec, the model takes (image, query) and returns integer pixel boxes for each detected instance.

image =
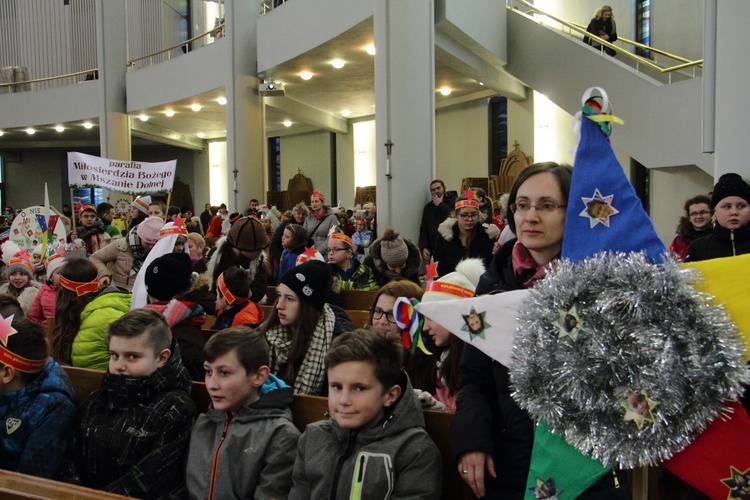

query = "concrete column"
[374,0,436,242]
[95,0,130,162]
[225,0,265,213]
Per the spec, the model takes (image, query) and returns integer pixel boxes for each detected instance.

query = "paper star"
[557,305,585,341]
[461,307,491,341]
[0,314,18,347]
[721,466,750,498]
[425,260,439,282]
[529,477,563,499]
[172,216,185,228]
[303,247,317,258]
[620,389,658,430]
[579,188,620,228]
[462,189,476,200]
[327,225,337,238]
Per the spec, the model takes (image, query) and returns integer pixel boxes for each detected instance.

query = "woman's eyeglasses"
[510,201,566,214]
[689,210,710,218]
[458,213,479,221]
[369,307,397,324]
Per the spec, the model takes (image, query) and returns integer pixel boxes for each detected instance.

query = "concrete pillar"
[374,0,436,242]
[225,0,265,213]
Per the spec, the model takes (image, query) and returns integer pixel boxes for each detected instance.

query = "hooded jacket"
[206,236,268,304]
[71,286,132,371]
[185,375,301,500]
[89,236,136,290]
[0,280,41,315]
[303,207,338,251]
[0,358,76,479]
[363,235,422,287]
[330,260,380,292]
[75,342,197,498]
[432,217,499,275]
[289,372,442,500]
[27,282,57,329]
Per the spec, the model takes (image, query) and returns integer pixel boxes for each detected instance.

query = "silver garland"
[510,252,750,469]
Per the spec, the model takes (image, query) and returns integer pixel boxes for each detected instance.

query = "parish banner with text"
[67,152,176,195]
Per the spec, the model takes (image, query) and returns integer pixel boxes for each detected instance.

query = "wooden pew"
[64,366,472,500]
[0,470,130,499]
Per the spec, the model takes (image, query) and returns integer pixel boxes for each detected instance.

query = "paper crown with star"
[0,314,48,373]
[455,189,479,211]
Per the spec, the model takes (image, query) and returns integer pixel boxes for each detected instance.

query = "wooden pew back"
[0,470,130,499]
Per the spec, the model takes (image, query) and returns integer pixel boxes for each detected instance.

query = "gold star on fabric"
[721,466,750,499]
[620,389,658,430]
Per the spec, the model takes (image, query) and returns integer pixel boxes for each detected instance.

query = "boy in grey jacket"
[185,327,300,500]
[290,328,442,499]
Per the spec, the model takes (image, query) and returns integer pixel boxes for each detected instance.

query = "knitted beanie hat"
[132,195,152,215]
[279,260,331,312]
[379,227,409,266]
[422,258,485,303]
[136,216,165,245]
[45,253,66,277]
[711,173,750,209]
[227,216,269,259]
[145,252,192,301]
[6,253,34,279]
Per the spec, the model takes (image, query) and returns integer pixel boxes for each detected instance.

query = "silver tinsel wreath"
[510,252,750,469]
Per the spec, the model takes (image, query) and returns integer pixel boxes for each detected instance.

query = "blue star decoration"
[557,305,585,341]
[721,466,750,499]
[579,188,620,228]
[461,307,490,341]
[529,477,563,499]
[620,389,658,430]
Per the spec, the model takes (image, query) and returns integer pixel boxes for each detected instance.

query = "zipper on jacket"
[611,468,620,489]
[207,412,236,500]
[330,430,358,500]
[731,229,736,256]
[351,454,366,500]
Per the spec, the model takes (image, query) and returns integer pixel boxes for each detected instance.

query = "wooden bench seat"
[0,470,130,499]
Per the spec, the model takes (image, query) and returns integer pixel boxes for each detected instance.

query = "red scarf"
[512,242,555,288]
[312,208,327,220]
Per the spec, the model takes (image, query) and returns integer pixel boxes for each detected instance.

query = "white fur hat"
[422,258,485,303]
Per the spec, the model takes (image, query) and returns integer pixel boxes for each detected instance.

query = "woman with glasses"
[432,192,499,276]
[453,162,573,499]
[685,173,750,262]
[668,194,712,260]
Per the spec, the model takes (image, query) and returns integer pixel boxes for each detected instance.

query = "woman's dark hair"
[437,335,464,398]
[261,293,322,386]
[283,223,308,251]
[51,258,98,364]
[507,162,573,234]
[683,194,712,216]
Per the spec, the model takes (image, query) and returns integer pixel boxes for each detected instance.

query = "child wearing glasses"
[667,194,712,261]
[432,191,499,275]
[326,232,379,291]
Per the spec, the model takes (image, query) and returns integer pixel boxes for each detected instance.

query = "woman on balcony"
[583,4,618,57]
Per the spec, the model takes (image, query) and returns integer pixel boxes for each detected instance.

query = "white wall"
[280,131,332,199]
[650,1,703,61]
[650,166,714,245]
[336,126,355,208]
[435,99,489,193]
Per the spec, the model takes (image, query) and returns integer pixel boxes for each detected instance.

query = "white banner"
[67,152,176,195]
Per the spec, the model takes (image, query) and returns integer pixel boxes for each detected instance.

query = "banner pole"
[70,188,76,236]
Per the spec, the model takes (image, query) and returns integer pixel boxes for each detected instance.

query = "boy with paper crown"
[212,266,265,330]
[0,317,76,479]
[327,232,379,291]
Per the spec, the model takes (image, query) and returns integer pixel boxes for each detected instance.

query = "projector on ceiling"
[259,82,285,96]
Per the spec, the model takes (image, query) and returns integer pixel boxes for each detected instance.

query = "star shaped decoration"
[461,307,491,341]
[327,225,337,238]
[620,389,658,430]
[579,188,620,228]
[529,477,563,499]
[462,189,476,200]
[557,305,585,341]
[303,247,318,258]
[721,466,750,499]
[0,314,18,347]
[424,260,439,282]
[172,216,185,228]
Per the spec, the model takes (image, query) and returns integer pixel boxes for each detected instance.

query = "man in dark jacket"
[418,179,456,262]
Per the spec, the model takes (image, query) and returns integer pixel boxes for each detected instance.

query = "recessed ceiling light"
[331,59,345,69]
[25,128,36,135]
[138,114,149,122]
[83,122,93,129]
[479,82,484,86]
[0,131,4,137]
[197,132,205,138]
[55,125,65,132]
[283,120,292,127]
[341,110,351,117]
[217,97,227,105]
[365,44,376,55]
[190,104,202,112]
[439,87,452,96]
[165,109,175,117]
[300,71,312,80]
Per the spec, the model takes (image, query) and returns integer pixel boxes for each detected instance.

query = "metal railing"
[0,68,98,91]
[127,24,224,71]
[510,0,703,84]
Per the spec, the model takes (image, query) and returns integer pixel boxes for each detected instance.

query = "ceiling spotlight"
[331,59,345,69]
[217,97,227,105]
[479,82,485,86]
[439,87,452,96]
[0,131,4,137]
[365,44,376,55]
[299,71,312,81]
[164,109,175,117]
[341,110,351,117]
[83,122,94,129]
[197,132,205,138]
[191,104,202,112]
[55,125,65,132]
[259,82,285,96]
[283,120,292,127]
[138,114,149,122]
[26,128,36,135]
